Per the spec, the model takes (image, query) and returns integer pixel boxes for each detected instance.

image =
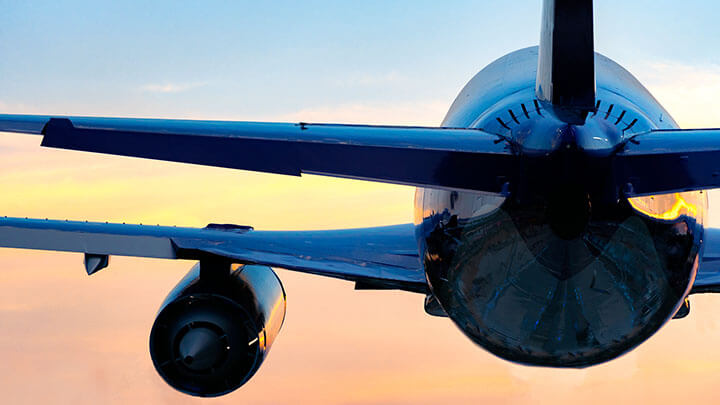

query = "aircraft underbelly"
[418,189,704,366]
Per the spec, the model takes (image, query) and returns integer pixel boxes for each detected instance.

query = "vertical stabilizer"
[536,0,596,124]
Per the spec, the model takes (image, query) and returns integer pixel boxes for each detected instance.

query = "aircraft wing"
[615,129,720,196]
[0,216,427,293]
[694,227,720,293]
[0,114,514,193]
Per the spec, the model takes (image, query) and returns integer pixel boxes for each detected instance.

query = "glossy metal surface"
[150,262,286,397]
[0,217,426,292]
[536,0,595,124]
[0,115,514,193]
[616,129,720,196]
[694,227,720,292]
[416,46,706,367]
[3,95,719,196]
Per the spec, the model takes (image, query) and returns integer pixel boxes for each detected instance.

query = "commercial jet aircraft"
[2,0,720,397]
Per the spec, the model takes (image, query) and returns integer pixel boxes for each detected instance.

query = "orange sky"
[1,129,720,404]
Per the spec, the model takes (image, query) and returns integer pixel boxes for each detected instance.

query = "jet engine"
[149,261,286,397]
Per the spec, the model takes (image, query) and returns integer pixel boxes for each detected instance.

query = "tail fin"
[535,0,596,124]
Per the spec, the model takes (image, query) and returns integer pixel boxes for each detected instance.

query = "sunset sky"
[2,1,720,403]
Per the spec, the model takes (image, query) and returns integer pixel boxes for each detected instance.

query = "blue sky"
[2,0,718,121]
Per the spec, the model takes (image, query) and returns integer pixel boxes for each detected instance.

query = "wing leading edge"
[0,217,427,293]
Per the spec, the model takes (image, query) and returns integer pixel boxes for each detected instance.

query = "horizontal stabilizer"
[0,114,514,193]
[615,128,720,196]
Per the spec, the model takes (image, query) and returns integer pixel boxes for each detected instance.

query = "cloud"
[275,100,449,126]
[0,99,47,114]
[139,81,207,94]
[332,71,408,88]
[634,62,720,128]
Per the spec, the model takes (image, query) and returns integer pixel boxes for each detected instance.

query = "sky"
[1,0,720,403]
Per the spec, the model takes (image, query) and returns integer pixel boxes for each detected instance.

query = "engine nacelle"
[149,262,286,397]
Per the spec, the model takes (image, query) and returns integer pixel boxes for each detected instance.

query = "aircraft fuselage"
[415,47,706,367]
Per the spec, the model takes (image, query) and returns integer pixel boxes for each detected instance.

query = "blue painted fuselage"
[415,47,707,367]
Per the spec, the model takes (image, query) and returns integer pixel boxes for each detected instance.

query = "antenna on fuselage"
[535,0,596,125]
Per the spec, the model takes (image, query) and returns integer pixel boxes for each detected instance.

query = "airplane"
[1,0,720,398]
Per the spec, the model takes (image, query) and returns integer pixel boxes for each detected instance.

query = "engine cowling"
[149,262,286,397]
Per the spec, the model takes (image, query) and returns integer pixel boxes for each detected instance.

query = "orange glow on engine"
[628,191,705,222]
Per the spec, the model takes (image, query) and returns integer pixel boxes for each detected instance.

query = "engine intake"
[149,262,286,397]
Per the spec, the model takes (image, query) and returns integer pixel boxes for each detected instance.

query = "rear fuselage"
[415,47,706,367]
